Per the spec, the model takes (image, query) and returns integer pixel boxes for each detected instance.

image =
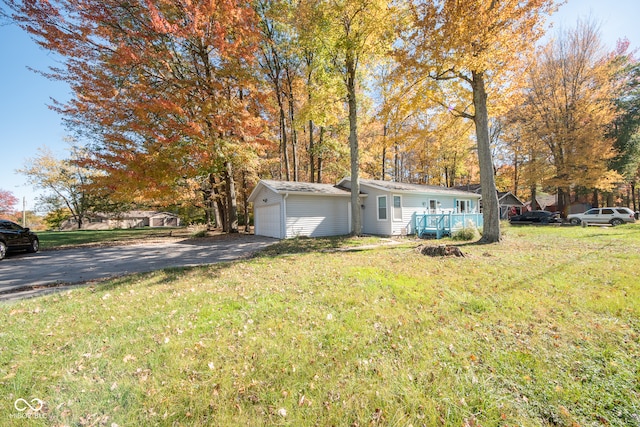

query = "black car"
[508,210,561,225]
[0,220,40,260]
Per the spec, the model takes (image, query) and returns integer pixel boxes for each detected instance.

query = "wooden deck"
[414,213,483,239]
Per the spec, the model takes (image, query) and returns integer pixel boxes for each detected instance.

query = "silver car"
[567,207,636,226]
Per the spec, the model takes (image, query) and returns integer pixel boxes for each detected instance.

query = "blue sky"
[2,0,640,212]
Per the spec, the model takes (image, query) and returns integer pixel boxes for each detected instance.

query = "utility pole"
[22,197,26,227]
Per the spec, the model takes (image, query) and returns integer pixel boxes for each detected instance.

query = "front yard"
[1,224,638,426]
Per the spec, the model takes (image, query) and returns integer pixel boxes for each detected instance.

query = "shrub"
[188,224,209,238]
[452,227,478,241]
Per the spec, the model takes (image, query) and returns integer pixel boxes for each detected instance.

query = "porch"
[414,213,484,239]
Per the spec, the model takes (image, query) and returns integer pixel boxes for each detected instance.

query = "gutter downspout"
[283,193,289,239]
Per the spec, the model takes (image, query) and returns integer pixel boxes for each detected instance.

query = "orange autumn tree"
[398,0,557,243]
[7,0,265,232]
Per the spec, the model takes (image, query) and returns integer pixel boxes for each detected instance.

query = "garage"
[254,204,282,239]
[248,180,354,239]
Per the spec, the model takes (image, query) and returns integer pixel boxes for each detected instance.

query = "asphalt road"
[0,234,277,301]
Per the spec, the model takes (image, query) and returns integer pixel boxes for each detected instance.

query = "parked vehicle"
[0,220,40,260]
[567,207,636,226]
[508,210,561,224]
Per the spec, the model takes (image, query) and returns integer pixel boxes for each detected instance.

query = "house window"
[377,196,387,220]
[457,199,471,213]
[429,200,437,213]
[393,195,402,221]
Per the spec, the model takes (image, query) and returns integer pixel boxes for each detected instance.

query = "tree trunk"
[224,161,239,233]
[471,71,501,243]
[381,124,387,180]
[242,170,250,233]
[286,70,298,182]
[279,101,290,181]
[513,150,519,197]
[346,51,361,236]
[309,120,315,183]
[606,192,614,207]
[211,174,225,230]
[202,174,213,227]
[557,187,570,217]
[317,126,324,183]
[394,143,400,182]
[530,185,538,211]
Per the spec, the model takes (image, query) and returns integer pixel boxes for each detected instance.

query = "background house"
[61,211,181,230]
[454,184,526,218]
[249,178,481,239]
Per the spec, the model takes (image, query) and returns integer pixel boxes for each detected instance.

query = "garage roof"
[248,180,358,202]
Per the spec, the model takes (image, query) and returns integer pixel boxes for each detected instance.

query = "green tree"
[609,51,640,211]
[19,146,96,229]
[43,207,72,231]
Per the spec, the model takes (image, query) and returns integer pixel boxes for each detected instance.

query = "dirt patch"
[415,244,465,257]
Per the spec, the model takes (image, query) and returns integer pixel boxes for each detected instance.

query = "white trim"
[429,199,438,213]
[456,199,471,213]
[392,194,402,222]
[377,195,388,221]
[283,193,289,238]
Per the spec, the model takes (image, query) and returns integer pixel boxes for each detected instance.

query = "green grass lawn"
[1,224,638,426]
[36,228,184,250]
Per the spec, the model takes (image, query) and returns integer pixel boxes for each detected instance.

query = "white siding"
[252,187,284,238]
[361,187,392,235]
[285,195,350,238]
[255,204,282,238]
[393,193,426,235]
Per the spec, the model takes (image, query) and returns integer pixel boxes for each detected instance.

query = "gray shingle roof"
[357,179,481,197]
[260,180,351,196]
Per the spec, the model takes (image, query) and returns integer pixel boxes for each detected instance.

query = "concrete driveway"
[0,234,277,301]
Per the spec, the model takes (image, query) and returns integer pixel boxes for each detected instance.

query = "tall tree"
[521,20,622,214]
[609,48,640,211]
[319,0,396,235]
[399,0,556,243]
[7,0,265,232]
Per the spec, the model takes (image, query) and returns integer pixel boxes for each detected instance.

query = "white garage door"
[255,204,281,238]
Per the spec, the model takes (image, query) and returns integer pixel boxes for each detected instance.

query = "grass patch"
[37,228,183,250]
[1,226,639,426]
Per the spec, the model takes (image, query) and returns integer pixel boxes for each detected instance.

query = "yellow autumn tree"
[313,0,398,235]
[520,20,623,214]
[398,0,557,243]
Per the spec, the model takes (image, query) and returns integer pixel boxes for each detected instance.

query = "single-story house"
[61,210,181,230]
[248,178,482,239]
